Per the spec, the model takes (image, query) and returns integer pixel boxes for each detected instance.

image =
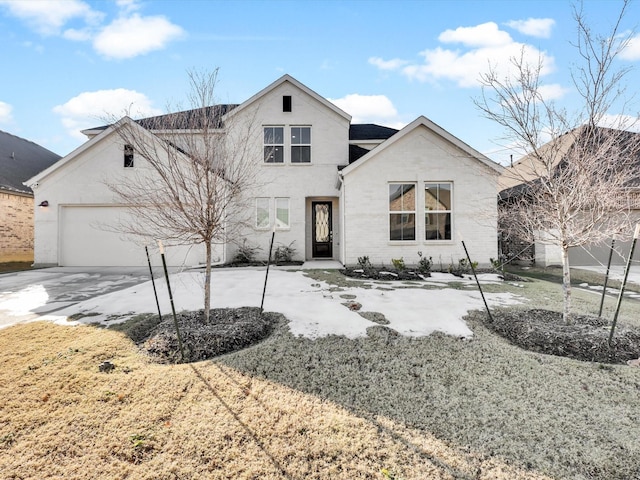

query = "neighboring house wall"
[0,191,34,262]
[31,127,209,267]
[226,79,350,263]
[341,123,500,267]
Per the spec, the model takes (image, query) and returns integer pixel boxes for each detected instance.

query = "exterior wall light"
[38,200,49,207]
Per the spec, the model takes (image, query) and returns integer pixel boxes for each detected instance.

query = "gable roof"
[224,74,351,122]
[341,116,503,176]
[82,104,239,137]
[26,117,149,187]
[499,126,640,199]
[0,130,61,195]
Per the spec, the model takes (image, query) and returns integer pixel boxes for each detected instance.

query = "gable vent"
[283,95,292,112]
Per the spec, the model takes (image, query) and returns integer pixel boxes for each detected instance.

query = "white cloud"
[328,93,404,128]
[404,42,554,88]
[368,57,408,70]
[370,22,556,89]
[597,113,640,132]
[0,0,102,36]
[53,89,162,140]
[620,34,640,61]
[0,101,13,123]
[438,22,512,47]
[0,0,183,59]
[537,83,570,101]
[505,18,555,38]
[93,13,184,59]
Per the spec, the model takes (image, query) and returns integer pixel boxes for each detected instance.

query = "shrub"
[233,239,261,264]
[274,241,296,264]
[417,252,432,275]
[391,258,406,271]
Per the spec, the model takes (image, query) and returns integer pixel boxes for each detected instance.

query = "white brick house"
[27,75,503,267]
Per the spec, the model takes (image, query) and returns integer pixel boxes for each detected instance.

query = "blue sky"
[1,0,639,164]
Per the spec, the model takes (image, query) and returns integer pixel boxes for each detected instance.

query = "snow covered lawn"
[24,268,523,339]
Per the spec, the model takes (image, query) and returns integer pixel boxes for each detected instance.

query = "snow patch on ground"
[27,269,522,339]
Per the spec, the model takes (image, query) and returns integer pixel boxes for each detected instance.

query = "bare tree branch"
[105,69,261,323]
[477,2,640,323]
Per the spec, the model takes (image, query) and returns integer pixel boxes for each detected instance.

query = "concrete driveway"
[0,267,155,328]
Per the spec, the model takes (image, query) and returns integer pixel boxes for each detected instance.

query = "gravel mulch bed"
[482,308,640,364]
[129,307,276,363]
[340,266,525,282]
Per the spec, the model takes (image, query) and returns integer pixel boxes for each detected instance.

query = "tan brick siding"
[0,192,34,262]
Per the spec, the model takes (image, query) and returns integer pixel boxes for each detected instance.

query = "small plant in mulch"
[120,307,279,364]
[233,239,262,264]
[478,308,640,364]
[274,240,297,264]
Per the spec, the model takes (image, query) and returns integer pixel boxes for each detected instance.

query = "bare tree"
[477,1,640,323]
[107,69,260,323]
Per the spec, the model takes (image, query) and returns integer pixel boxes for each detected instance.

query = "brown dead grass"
[0,322,552,480]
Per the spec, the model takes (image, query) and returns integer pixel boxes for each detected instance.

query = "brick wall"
[0,192,34,263]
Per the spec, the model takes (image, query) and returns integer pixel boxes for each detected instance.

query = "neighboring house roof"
[499,125,640,196]
[225,74,352,122]
[0,130,61,195]
[341,116,503,176]
[349,124,398,141]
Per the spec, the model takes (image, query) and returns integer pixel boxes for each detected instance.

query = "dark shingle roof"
[84,105,240,133]
[348,144,371,164]
[0,130,61,195]
[349,123,398,141]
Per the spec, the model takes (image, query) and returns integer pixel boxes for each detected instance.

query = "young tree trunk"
[561,244,572,325]
[204,240,212,323]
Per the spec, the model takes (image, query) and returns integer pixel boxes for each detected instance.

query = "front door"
[312,201,332,258]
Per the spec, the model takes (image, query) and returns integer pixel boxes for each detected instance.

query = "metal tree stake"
[598,239,615,318]
[145,245,163,321]
[158,240,185,362]
[608,225,640,346]
[462,240,494,323]
[260,225,276,313]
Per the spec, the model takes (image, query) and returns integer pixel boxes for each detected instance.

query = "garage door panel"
[59,206,210,267]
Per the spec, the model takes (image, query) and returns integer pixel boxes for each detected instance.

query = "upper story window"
[291,126,311,163]
[425,183,452,240]
[264,127,284,163]
[124,144,134,168]
[389,183,416,241]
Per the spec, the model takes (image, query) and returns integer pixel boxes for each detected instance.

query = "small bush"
[274,241,296,264]
[234,239,261,264]
[417,252,432,275]
[391,258,406,271]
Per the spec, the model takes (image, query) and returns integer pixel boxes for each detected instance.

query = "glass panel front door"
[312,201,332,258]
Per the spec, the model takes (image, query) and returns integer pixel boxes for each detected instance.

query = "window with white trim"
[256,197,270,228]
[290,126,311,163]
[264,127,284,163]
[275,198,290,228]
[389,183,416,241]
[425,183,452,240]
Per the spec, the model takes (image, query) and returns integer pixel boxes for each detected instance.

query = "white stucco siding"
[32,129,208,267]
[227,80,349,262]
[342,127,499,267]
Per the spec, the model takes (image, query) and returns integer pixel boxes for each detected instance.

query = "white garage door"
[59,206,208,267]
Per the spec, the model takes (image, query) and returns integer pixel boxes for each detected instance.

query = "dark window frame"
[124,144,134,168]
